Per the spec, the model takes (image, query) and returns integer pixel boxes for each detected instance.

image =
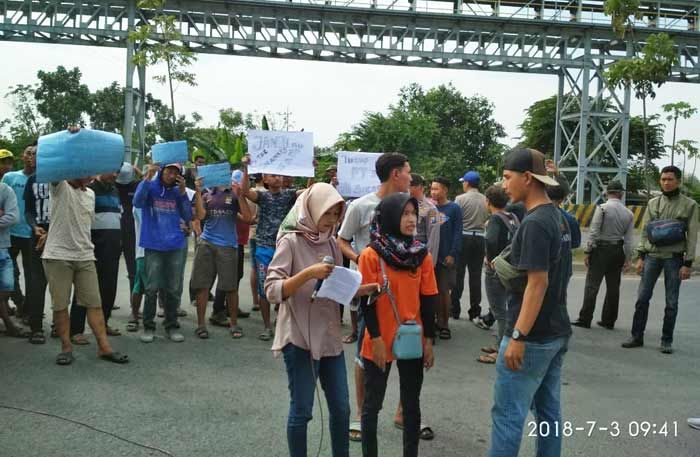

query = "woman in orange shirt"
[358,193,439,457]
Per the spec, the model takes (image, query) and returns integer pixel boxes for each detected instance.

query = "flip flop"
[99,352,129,364]
[71,334,90,345]
[230,325,243,339]
[481,346,498,354]
[195,327,210,339]
[258,328,273,341]
[29,332,46,345]
[342,333,358,344]
[349,421,362,442]
[477,353,498,364]
[438,328,451,340]
[56,352,74,366]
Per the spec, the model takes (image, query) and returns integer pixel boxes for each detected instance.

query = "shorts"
[254,245,275,299]
[191,239,239,292]
[435,263,457,293]
[237,244,245,285]
[0,249,14,292]
[43,259,102,311]
[132,257,146,295]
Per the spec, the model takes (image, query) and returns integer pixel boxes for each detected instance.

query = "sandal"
[342,332,358,344]
[349,421,362,442]
[481,345,498,354]
[126,320,139,332]
[438,328,451,340]
[258,328,273,341]
[106,326,122,336]
[230,325,243,339]
[71,334,90,345]
[237,310,250,319]
[29,331,46,345]
[477,353,498,364]
[195,327,210,339]
[99,351,129,364]
[56,351,74,366]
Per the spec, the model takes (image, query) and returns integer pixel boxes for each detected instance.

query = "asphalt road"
[1,258,699,457]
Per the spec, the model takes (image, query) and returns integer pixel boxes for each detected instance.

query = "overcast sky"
[2,41,698,172]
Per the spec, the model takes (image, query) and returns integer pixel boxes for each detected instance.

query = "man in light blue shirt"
[1,145,35,319]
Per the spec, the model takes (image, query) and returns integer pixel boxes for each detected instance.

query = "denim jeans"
[282,344,350,457]
[631,255,682,343]
[484,267,508,344]
[362,357,424,457]
[489,336,569,457]
[144,248,185,330]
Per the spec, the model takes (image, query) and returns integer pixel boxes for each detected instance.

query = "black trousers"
[578,244,626,326]
[121,215,136,292]
[27,233,48,333]
[9,235,32,313]
[70,230,122,333]
[451,234,485,320]
[362,357,424,457]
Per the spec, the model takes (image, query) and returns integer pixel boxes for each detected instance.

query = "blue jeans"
[282,344,350,457]
[489,336,569,457]
[0,248,15,292]
[631,255,682,343]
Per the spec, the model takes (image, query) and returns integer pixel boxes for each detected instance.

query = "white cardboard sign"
[247,130,314,177]
[337,151,382,198]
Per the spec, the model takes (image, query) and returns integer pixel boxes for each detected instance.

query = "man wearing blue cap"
[453,170,489,322]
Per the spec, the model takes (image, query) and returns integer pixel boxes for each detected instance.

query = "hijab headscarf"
[369,193,428,271]
[277,183,345,245]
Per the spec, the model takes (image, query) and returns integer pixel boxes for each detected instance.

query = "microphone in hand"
[311,256,335,301]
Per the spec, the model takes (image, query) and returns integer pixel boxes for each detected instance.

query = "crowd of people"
[1,126,699,456]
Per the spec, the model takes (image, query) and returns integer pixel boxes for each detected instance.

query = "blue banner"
[198,162,233,189]
[151,140,188,165]
[36,129,124,183]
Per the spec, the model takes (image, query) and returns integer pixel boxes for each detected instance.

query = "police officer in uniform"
[572,180,634,330]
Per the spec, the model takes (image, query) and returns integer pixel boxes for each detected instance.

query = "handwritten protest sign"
[197,162,232,189]
[247,131,314,177]
[336,151,382,198]
[36,129,124,183]
[152,140,188,165]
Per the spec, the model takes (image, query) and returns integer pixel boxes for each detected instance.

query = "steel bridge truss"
[2,0,699,201]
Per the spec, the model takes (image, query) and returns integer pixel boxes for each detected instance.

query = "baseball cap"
[0,149,14,160]
[606,180,625,193]
[502,148,559,186]
[459,171,480,186]
[164,163,183,173]
[116,162,135,185]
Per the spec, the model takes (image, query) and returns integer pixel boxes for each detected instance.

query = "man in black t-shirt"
[488,148,572,457]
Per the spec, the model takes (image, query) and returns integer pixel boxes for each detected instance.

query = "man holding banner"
[190,169,252,339]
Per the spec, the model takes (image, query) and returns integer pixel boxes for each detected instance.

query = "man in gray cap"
[572,180,634,330]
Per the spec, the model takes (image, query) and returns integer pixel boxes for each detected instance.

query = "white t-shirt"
[42,181,96,262]
[133,207,144,259]
[337,192,381,257]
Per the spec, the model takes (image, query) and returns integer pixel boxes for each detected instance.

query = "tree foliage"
[89,82,125,132]
[35,66,92,130]
[336,83,506,189]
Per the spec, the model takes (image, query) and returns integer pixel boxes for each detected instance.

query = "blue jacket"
[133,177,192,252]
[559,208,581,249]
[436,201,462,263]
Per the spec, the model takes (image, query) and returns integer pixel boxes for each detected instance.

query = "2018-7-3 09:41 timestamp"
[527,421,679,438]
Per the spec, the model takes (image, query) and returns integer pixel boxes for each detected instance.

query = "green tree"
[336,83,506,189]
[1,84,47,151]
[34,66,92,130]
[675,139,699,188]
[661,102,697,166]
[129,0,197,137]
[89,82,126,132]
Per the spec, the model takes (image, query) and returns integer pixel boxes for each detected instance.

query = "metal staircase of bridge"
[2,0,699,202]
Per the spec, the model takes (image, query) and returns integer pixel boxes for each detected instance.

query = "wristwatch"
[512,328,526,341]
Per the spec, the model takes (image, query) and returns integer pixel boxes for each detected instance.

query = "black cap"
[410,173,425,187]
[503,148,559,186]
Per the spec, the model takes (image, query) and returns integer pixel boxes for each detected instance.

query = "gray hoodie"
[0,182,19,249]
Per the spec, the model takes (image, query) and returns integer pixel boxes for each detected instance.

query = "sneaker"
[177,308,188,317]
[140,329,155,343]
[621,337,644,348]
[688,418,700,430]
[660,341,673,354]
[572,320,591,329]
[166,329,185,342]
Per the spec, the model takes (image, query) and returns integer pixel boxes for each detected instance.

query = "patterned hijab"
[369,193,428,271]
[277,183,345,245]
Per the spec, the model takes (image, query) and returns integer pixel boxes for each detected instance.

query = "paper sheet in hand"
[36,129,124,183]
[336,151,382,197]
[316,267,363,306]
[152,140,188,165]
[198,162,232,188]
[247,130,314,177]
